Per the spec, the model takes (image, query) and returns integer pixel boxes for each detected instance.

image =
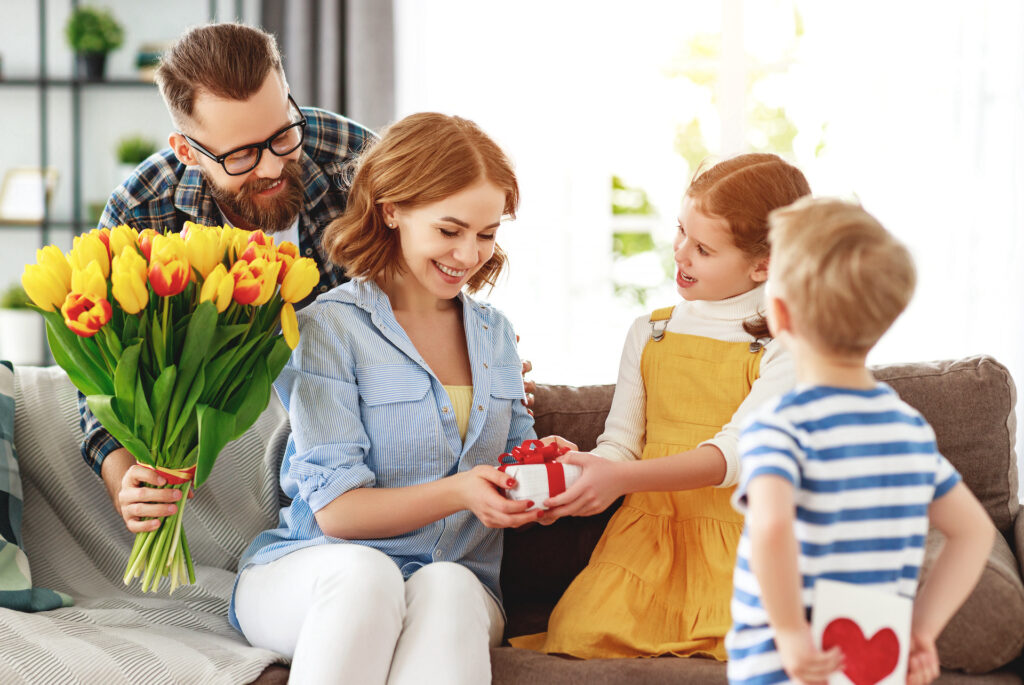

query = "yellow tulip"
[281,302,299,349]
[36,245,72,291]
[70,261,108,301]
[113,245,147,282]
[21,263,69,312]
[199,264,234,313]
[111,260,150,314]
[109,225,140,259]
[184,224,224,279]
[280,257,319,303]
[69,231,111,278]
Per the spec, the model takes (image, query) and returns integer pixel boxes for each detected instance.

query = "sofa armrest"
[1015,512,1024,581]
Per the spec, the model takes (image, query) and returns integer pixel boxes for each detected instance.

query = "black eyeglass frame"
[181,94,307,176]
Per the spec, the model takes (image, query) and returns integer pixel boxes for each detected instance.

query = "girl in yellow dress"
[512,153,811,660]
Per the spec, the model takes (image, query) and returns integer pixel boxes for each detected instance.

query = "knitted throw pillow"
[0,361,72,611]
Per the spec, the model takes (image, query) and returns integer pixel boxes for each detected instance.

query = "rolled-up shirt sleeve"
[274,310,375,514]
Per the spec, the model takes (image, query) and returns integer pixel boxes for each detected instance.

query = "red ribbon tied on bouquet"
[136,462,197,487]
[497,439,572,497]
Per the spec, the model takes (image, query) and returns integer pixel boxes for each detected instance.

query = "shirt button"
[304,247,313,256]
[442,407,450,413]
[482,324,488,330]
[477,405,484,411]
[434,549,443,558]
[319,285,327,292]
[483,362,489,369]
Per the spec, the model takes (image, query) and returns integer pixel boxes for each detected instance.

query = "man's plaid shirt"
[79,107,377,476]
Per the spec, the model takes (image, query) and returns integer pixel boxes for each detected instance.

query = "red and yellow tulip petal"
[149,259,189,297]
[61,293,112,337]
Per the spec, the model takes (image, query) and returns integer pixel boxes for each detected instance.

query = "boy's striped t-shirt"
[726,383,961,685]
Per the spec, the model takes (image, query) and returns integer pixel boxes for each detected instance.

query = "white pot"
[0,310,46,366]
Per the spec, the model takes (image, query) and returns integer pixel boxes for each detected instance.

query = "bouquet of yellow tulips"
[22,222,318,593]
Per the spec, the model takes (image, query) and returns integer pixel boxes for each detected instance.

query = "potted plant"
[0,284,44,366]
[115,134,157,181]
[64,6,124,81]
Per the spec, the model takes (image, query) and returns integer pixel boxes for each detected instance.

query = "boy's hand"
[543,451,622,517]
[774,625,843,685]
[907,632,940,685]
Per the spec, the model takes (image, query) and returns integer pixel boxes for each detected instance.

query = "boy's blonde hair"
[768,197,915,356]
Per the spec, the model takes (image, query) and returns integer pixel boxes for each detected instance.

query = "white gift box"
[502,463,582,511]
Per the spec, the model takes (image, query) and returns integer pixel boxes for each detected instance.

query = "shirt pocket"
[477,364,523,455]
[355,364,437,483]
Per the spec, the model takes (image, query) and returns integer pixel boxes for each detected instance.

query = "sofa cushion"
[0,361,71,612]
[920,527,1024,672]
[4,365,289,683]
[872,356,1019,536]
[532,383,615,452]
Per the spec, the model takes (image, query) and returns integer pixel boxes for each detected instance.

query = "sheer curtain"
[262,0,394,131]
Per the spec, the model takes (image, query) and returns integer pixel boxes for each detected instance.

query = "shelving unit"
[0,1,237,243]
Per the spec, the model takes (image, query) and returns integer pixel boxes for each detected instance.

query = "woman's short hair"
[324,112,519,293]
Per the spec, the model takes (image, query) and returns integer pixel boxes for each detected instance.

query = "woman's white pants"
[234,544,504,684]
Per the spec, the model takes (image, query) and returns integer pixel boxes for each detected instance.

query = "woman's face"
[386,179,505,302]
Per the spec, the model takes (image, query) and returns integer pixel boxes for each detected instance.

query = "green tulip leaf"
[87,395,153,465]
[194,403,236,488]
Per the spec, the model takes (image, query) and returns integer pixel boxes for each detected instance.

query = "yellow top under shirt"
[443,385,473,442]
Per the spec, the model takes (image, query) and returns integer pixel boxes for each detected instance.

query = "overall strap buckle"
[649,307,674,342]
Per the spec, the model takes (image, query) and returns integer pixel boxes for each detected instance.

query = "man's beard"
[206,160,304,233]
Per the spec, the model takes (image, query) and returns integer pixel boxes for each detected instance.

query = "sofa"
[4,355,1024,684]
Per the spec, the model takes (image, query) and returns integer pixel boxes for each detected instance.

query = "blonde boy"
[726,198,994,685]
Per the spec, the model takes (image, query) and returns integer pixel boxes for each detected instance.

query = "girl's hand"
[458,465,542,528]
[543,451,622,517]
[907,632,940,685]
[538,434,578,452]
[774,625,843,685]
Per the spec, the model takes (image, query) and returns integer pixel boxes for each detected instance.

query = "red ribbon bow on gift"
[497,439,572,497]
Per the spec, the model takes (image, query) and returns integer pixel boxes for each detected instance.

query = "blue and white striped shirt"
[726,383,960,685]
[230,279,535,630]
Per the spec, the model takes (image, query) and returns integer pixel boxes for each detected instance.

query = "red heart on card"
[822,618,899,685]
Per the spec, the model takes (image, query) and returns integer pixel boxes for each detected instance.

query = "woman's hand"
[458,465,541,528]
[543,451,623,517]
[774,625,843,685]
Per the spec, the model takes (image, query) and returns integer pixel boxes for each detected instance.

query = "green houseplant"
[114,134,158,188]
[0,283,44,365]
[64,6,125,81]
[116,135,158,166]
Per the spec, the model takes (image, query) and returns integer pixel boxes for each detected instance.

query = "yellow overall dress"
[512,306,763,659]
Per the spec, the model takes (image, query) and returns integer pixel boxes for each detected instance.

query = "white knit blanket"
[6,365,291,684]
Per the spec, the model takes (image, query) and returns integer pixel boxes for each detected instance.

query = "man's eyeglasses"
[181,94,307,176]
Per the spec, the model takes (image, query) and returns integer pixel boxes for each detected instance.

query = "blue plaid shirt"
[80,108,377,476]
